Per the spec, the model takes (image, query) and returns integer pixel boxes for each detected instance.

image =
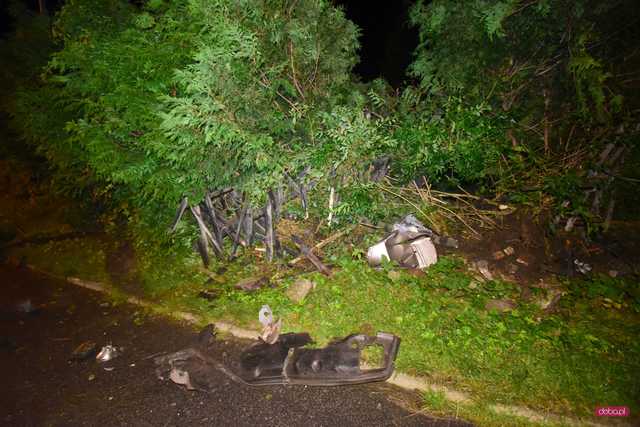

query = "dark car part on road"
[154,327,400,389]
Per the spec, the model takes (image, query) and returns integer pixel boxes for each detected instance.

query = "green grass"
[164,252,640,423]
[8,237,111,284]
[11,230,640,425]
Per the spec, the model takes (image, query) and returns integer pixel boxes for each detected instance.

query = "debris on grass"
[573,259,592,274]
[234,276,269,292]
[473,260,493,281]
[367,214,438,270]
[291,235,332,276]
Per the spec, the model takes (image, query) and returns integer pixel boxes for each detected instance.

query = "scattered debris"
[573,259,592,274]
[258,305,281,344]
[235,332,400,386]
[291,235,331,276]
[198,324,217,347]
[505,263,519,275]
[198,289,221,301]
[234,277,269,292]
[535,288,564,314]
[289,226,354,266]
[485,299,517,313]
[473,260,493,281]
[154,326,401,389]
[391,214,431,235]
[96,345,121,362]
[367,216,438,270]
[564,216,578,232]
[71,341,98,360]
[494,246,515,261]
[285,278,316,303]
[15,299,40,314]
[170,366,195,390]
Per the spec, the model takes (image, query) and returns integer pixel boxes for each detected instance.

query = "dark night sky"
[335,0,418,86]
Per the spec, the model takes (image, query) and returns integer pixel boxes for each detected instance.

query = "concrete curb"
[7,258,615,427]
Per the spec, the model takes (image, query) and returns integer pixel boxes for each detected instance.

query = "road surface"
[0,264,471,426]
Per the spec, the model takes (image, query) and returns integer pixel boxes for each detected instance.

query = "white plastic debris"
[392,214,433,235]
[96,345,120,362]
[474,260,494,281]
[410,237,438,269]
[367,215,438,270]
[258,305,281,344]
[367,239,391,266]
[503,246,515,256]
[258,305,274,328]
[574,259,592,274]
[170,367,195,390]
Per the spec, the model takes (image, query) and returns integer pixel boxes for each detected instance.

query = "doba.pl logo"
[595,406,629,417]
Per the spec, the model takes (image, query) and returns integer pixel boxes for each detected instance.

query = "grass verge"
[7,232,639,426]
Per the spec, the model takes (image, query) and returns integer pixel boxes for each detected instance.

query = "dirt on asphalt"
[0,263,472,427]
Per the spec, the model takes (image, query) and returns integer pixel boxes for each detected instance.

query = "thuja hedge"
[14,0,391,231]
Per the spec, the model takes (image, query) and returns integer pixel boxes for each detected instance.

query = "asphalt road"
[0,264,471,427]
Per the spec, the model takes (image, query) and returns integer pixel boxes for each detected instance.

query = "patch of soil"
[446,209,639,295]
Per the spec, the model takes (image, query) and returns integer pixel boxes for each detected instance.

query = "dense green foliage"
[3,2,639,421]
[388,0,638,226]
[408,0,628,122]
[6,0,639,237]
[11,0,371,225]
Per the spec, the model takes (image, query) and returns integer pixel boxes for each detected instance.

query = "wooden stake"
[170,197,189,233]
[230,195,249,259]
[265,191,275,262]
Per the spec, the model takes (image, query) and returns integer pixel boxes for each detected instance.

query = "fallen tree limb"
[289,225,355,266]
[291,235,331,276]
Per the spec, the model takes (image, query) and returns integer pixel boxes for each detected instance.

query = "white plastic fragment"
[258,305,273,328]
[96,345,120,362]
[258,305,281,344]
[410,237,438,269]
[367,239,391,266]
[367,215,438,270]
[574,259,592,274]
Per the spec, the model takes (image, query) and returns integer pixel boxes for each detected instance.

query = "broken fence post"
[170,197,189,233]
[291,235,331,276]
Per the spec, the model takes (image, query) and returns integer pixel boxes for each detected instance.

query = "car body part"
[154,328,401,389]
[235,331,400,386]
[368,230,437,269]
